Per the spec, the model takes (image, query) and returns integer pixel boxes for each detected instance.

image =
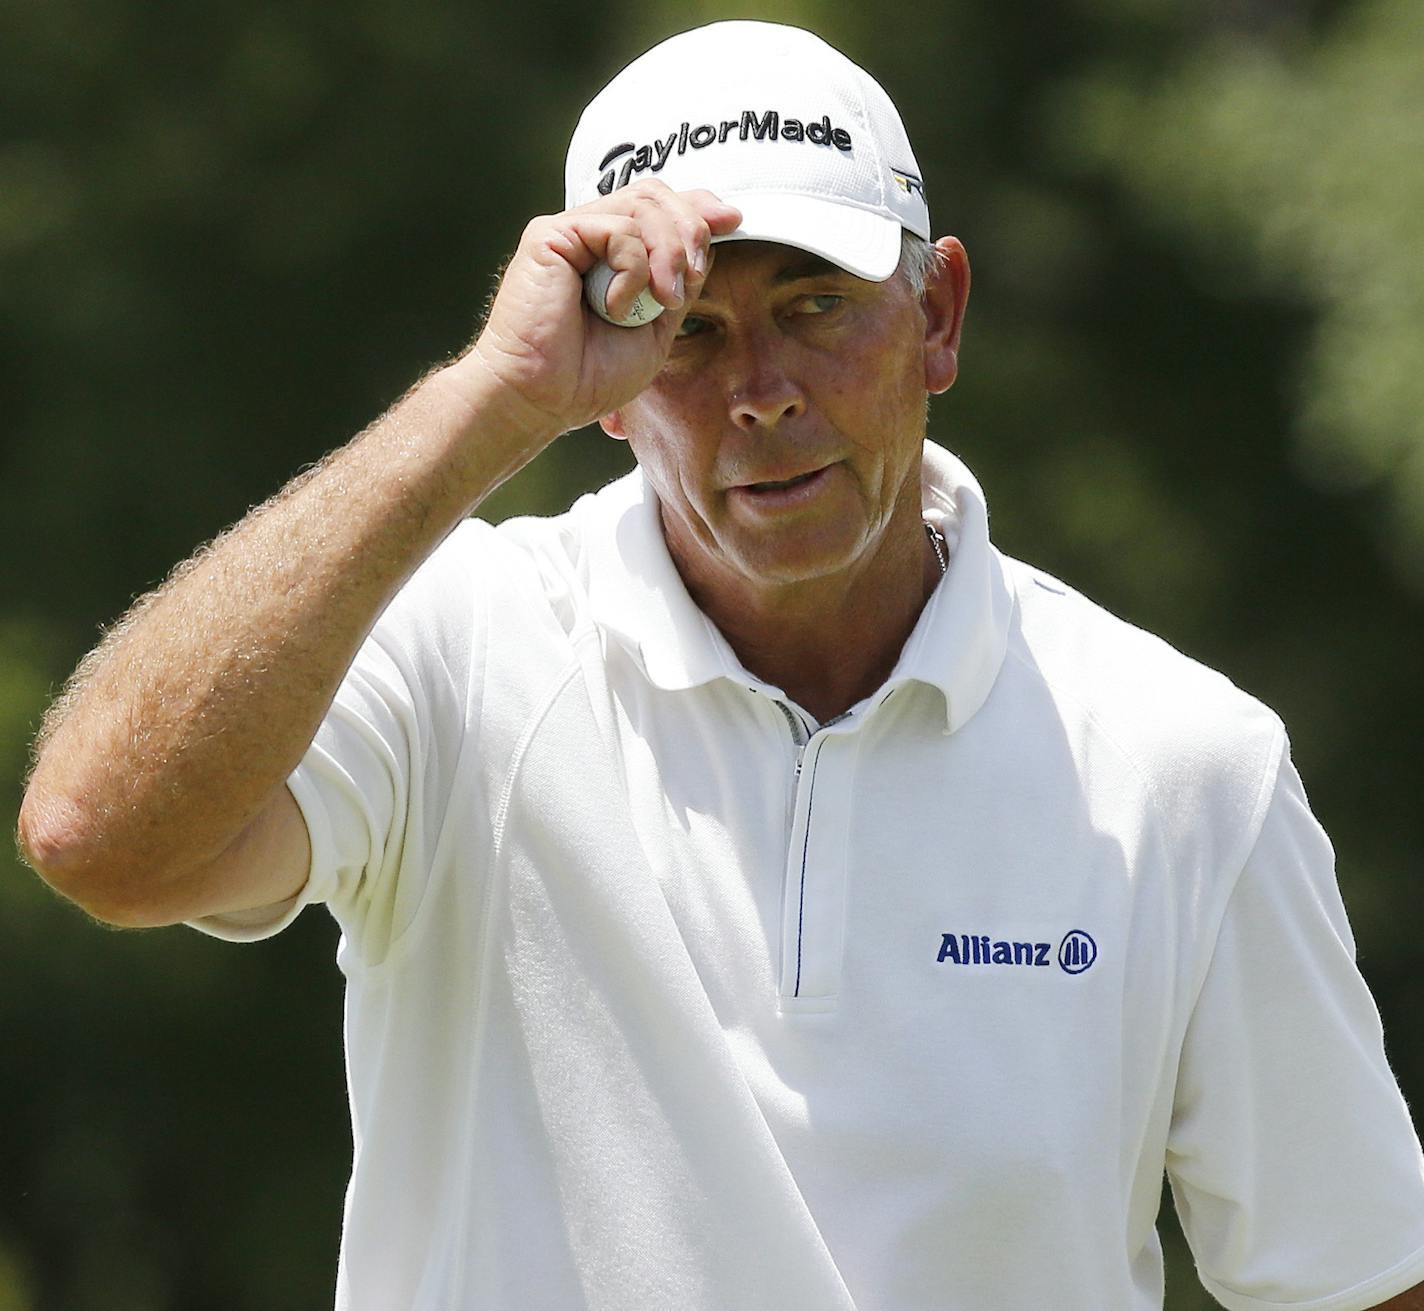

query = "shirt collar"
[583,468,746,691]
[584,440,1015,733]
[893,440,1017,733]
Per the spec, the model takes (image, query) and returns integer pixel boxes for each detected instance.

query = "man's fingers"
[513,182,744,332]
[565,216,676,320]
[677,188,745,234]
[677,188,744,278]
[597,230,657,323]
[577,181,742,302]
[601,227,650,275]
[564,207,684,318]
[626,185,712,289]
[624,203,687,310]
[474,185,743,431]
[629,185,741,292]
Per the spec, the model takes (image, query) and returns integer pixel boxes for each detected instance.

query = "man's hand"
[463,182,741,437]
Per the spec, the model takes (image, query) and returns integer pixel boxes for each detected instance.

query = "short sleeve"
[1167,752,1424,1311]
[185,524,483,962]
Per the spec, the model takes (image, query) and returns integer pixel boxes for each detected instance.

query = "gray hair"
[897,231,947,298]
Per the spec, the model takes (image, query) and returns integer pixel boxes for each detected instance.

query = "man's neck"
[667,515,944,724]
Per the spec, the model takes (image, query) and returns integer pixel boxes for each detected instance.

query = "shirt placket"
[775,706,859,1013]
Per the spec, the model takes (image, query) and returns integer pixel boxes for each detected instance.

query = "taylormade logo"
[596,109,854,195]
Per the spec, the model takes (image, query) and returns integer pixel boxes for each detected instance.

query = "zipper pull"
[793,744,807,778]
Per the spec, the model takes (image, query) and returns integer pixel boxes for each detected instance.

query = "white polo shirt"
[192,442,1424,1311]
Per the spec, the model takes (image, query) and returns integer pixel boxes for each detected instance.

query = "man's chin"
[720,532,870,591]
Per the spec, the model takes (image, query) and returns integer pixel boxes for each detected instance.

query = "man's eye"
[801,294,844,315]
[675,314,712,338]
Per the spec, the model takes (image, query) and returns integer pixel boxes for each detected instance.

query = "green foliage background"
[2,0,1420,1305]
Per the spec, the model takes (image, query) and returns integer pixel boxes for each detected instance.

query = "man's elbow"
[15,786,177,928]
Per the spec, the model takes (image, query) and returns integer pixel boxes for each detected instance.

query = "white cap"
[564,22,930,282]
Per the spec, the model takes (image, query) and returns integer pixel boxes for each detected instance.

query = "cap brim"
[709,193,906,281]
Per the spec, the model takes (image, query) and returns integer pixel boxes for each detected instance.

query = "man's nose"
[727,338,807,431]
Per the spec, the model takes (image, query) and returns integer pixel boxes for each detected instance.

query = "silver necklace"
[924,521,947,575]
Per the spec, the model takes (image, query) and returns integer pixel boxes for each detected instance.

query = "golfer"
[19,21,1424,1311]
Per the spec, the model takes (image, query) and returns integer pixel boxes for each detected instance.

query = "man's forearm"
[17,352,555,916]
[18,182,729,921]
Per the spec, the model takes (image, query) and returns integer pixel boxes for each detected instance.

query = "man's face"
[602,240,946,597]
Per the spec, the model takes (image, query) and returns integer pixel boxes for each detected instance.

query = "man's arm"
[16,182,737,928]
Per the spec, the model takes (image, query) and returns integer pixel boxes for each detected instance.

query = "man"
[17,20,1424,1311]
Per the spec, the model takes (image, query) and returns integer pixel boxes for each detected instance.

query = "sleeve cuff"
[182,758,339,943]
[1201,1238,1424,1311]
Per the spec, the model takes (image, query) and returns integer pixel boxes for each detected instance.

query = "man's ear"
[922,236,970,396]
[599,411,628,440]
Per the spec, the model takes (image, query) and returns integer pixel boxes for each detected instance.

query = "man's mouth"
[746,471,822,492]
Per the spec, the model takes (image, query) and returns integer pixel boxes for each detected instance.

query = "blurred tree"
[1056,0,1424,581]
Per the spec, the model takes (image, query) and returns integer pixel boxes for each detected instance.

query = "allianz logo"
[937,930,1097,975]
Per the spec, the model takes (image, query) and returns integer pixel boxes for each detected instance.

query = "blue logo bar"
[1057,930,1097,975]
